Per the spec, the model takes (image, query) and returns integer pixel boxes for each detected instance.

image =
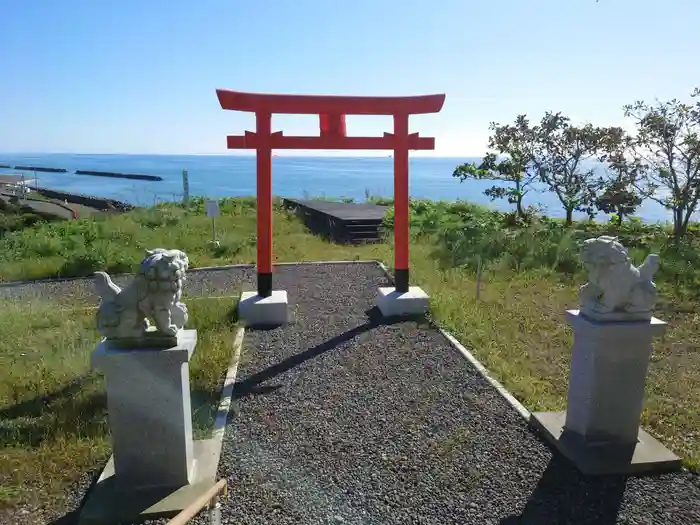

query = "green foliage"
[595,182,642,225]
[381,197,698,300]
[0,297,239,509]
[368,196,394,206]
[455,112,634,226]
[0,195,369,282]
[595,126,644,222]
[532,112,620,224]
[453,115,539,218]
[0,198,58,234]
[476,88,700,237]
[624,89,700,238]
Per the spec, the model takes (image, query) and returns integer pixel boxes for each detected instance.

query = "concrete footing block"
[78,439,220,523]
[376,286,429,317]
[531,410,681,476]
[238,290,288,326]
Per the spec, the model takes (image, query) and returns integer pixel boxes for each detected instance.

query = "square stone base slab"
[376,286,429,317]
[101,326,183,350]
[238,290,288,327]
[531,411,681,476]
[78,438,219,524]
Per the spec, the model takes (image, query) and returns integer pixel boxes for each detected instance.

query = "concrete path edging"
[210,326,246,467]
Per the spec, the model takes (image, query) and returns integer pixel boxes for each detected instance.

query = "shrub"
[59,251,107,278]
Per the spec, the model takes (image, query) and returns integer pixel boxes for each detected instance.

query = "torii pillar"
[217,90,445,324]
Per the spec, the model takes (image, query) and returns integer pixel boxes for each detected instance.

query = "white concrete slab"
[531,410,681,476]
[238,290,288,326]
[78,438,219,524]
[376,286,429,317]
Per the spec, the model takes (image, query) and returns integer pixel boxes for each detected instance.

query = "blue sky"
[1,0,698,156]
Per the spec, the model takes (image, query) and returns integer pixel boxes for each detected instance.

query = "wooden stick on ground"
[166,479,228,525]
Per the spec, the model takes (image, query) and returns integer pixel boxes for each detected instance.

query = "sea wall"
[14,166,68,173]
[35,187,134,211]
[23,195,75,215]
[75,170,163,181]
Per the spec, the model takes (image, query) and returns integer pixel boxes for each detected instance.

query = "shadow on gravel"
[46,510,79,525]
[41,466,105,525]
[231,307,407,400]
[499,455,627,525]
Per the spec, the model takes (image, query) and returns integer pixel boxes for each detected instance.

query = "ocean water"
[0,153,675,223]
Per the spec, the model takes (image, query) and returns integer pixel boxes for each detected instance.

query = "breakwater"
[75,170,163,181]
[14,166,68,173]
[1,164,163,182]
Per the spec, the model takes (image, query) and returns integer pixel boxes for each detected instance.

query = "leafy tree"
[596,128,643,224]
[596,181,642,225]
[624,89,700,238]
[453,115,539,219]
[531,112,614,225]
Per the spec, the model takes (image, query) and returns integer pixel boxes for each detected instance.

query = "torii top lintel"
[216,89,446,116]
[216,89,445,151]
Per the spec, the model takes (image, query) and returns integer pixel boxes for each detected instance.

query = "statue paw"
[596,303,617,314]
[162,325,179,336]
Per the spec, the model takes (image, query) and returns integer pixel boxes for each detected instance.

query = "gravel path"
[4,262,699,524]
[195,263,698,525]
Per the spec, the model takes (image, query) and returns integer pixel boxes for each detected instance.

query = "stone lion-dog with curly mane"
[94,248,189,343]
[579,236,659,321]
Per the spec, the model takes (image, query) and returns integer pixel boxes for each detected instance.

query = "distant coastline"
[0,153,682,224]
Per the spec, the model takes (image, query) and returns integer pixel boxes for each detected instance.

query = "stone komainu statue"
[579,236,659,321]
[94,248,189,341]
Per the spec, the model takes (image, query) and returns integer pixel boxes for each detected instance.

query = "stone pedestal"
[238,290,288,326]
[531,310,681,475]
[92,330,197,489]
[80,330,220,523]
[376,286,429,317]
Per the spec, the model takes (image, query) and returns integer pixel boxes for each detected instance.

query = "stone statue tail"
[93,271,121,300]
[639,254,660,282]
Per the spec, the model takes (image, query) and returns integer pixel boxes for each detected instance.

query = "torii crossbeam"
[217,89,445,321]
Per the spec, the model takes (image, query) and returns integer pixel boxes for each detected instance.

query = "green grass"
[0,196,63,234]
[0,193,698,510]
[419,267,700,472]
[0,296,240,511]
[0,197,389,282]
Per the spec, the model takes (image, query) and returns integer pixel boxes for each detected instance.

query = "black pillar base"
[257,272,272,298]
[395,268,409,293]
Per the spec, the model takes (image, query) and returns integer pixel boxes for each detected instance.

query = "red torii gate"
[216,89,445,299]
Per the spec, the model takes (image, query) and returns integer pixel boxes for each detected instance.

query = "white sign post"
[205,200,220,247]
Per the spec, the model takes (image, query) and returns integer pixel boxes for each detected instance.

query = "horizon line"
[0,152,483,159]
